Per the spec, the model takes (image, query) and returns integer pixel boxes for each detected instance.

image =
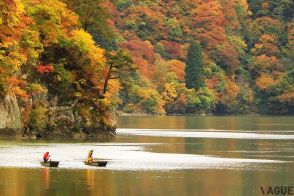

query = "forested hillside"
[0,0,131,135]
[0,0,293,135]
[104,0,294,114]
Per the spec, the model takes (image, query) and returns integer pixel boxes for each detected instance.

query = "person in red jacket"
[43,152,50,162]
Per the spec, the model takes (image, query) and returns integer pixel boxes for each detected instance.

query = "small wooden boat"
[40,161,60,167]
[84,160,108,167]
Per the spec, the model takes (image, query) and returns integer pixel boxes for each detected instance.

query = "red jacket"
[43,152,49,160]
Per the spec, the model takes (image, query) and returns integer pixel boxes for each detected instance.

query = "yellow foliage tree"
[0,0,28,95]
[255,74,276,91]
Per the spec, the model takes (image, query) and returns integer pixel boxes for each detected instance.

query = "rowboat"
[40,161,60,167]
[84,160,108,167]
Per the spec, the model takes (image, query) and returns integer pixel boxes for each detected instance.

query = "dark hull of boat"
[84,161,108,167]
[40,161,59,167]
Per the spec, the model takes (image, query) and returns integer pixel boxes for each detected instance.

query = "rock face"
[0,94,23,133]
[0,93,116,138]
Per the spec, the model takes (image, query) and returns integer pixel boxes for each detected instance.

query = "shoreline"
[0,128,116,140]
[2,114,294,140]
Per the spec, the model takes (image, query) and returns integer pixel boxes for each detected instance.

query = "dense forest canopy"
[0,0,294,135]
[107,0,294,114]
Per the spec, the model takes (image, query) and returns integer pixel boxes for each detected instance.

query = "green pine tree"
[185,43,204,90]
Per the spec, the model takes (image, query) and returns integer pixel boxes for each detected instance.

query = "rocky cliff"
[0,92,116,138]
[0,94,23,134]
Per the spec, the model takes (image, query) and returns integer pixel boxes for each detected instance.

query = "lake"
[0,116,293,196]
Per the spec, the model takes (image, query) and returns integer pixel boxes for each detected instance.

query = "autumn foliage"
[1,0,293,121]
[36,65,54,75]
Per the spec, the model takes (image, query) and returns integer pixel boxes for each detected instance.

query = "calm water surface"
[0,116,293,196]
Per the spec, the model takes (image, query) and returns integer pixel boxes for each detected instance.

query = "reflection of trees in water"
[0,157,293,195]
[118,116,187,129]
[0,168,45,195]
[119,116,294,131]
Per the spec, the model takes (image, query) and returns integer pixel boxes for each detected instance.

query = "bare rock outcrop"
[0,94,23,134]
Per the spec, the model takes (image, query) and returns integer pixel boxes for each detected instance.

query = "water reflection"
[0,116,293,195]
[42,168,50,190]
[0,168,293,196]
[86,169,94,190]
[118,116,294,130]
